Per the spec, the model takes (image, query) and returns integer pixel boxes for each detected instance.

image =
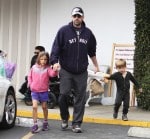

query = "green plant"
[134,0,150,110]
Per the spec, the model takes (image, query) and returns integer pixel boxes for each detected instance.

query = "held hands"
[101,74,110,83]
[101,78,109,83]
[104,73,110,78]
[93,64,110,83]
[52,63,60,71]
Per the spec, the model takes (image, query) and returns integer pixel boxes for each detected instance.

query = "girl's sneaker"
[31,124,38,133]
[42,122,49,131]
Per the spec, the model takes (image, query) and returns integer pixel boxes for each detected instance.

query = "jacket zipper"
[39,69,42,90]
[76,31,80,72]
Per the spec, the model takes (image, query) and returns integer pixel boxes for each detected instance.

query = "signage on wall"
[112,43,135,73]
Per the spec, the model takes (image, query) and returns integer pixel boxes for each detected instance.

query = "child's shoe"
[113,113,118,119]
[122,114,128,121]
[42,121,49,131]
[31,124,38,133]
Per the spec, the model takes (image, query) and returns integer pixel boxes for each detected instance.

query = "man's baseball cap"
[71,7,84,16]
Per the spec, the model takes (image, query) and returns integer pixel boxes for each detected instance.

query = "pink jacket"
[28,64,58,92]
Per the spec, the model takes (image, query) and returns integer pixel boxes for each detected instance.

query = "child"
[19,46,45,96]
[105,59,142,121]
[28,52,58,133]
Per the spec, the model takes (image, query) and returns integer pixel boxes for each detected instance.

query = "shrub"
[134,0,150,110]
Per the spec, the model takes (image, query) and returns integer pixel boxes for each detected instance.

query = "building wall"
[39,0,135,102]
[0,0,40,97]
[0,0,135,98]
[39,0,135,66]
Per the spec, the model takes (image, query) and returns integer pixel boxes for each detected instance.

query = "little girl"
[28,52,58,133]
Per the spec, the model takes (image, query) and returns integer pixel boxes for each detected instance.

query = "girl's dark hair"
[36,52,50,65]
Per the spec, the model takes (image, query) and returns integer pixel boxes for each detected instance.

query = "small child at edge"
[105,59,142,121]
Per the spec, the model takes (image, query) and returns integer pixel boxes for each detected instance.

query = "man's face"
[72,14,84,28]
[34,49,40,55]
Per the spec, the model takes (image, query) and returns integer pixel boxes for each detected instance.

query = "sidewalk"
[16,99,150,128]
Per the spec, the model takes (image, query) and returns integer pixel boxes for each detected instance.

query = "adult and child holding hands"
[22,7,142,134]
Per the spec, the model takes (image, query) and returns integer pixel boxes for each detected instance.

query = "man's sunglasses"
[34,52,39,55]
[73,14,82,18]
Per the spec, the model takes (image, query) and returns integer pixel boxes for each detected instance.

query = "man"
[30,46,45,68]
[50,7,100,133]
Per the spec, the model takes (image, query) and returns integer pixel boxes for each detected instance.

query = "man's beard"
[74,21,81,27]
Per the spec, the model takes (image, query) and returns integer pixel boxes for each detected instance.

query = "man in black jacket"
[30,46,45,68]
[50,7,100,133]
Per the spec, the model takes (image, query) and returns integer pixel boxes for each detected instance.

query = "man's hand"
[52,63,60,71]
[94,66,100,73]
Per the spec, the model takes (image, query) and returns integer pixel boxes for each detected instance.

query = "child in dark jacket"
[105,59,142,121]
[28,52,58,133]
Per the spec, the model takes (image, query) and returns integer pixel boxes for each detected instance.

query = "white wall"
[0,0,39,98]
[39,0,135,66]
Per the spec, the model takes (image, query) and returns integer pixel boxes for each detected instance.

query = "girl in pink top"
[28,52,58,133]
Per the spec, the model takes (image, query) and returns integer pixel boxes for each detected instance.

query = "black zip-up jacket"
[108,71,140,93]
[50,21,97,74]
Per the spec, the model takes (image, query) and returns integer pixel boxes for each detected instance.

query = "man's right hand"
[53,63,60,71]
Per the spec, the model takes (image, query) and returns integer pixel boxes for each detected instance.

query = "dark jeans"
[58,68,88,126]
[114,92,130,115]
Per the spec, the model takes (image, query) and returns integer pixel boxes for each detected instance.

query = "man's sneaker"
[122,114,128,121]
[42,122,49,131]
[61,120,68,130]
[72,125,82,133]
[113,113,118,119]
[31,124,38,133]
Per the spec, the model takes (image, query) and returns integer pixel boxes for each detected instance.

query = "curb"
[128,127,150,138]
[17,110,150,128]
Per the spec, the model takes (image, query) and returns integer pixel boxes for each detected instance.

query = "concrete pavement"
[16,98,150,128]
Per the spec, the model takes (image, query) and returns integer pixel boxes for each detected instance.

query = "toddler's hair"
[115,59,126,68]
[36,52,50,65]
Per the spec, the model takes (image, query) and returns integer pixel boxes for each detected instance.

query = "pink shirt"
[28,64,58,92]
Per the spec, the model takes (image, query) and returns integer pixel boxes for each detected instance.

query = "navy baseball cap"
[71,7,84,16]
